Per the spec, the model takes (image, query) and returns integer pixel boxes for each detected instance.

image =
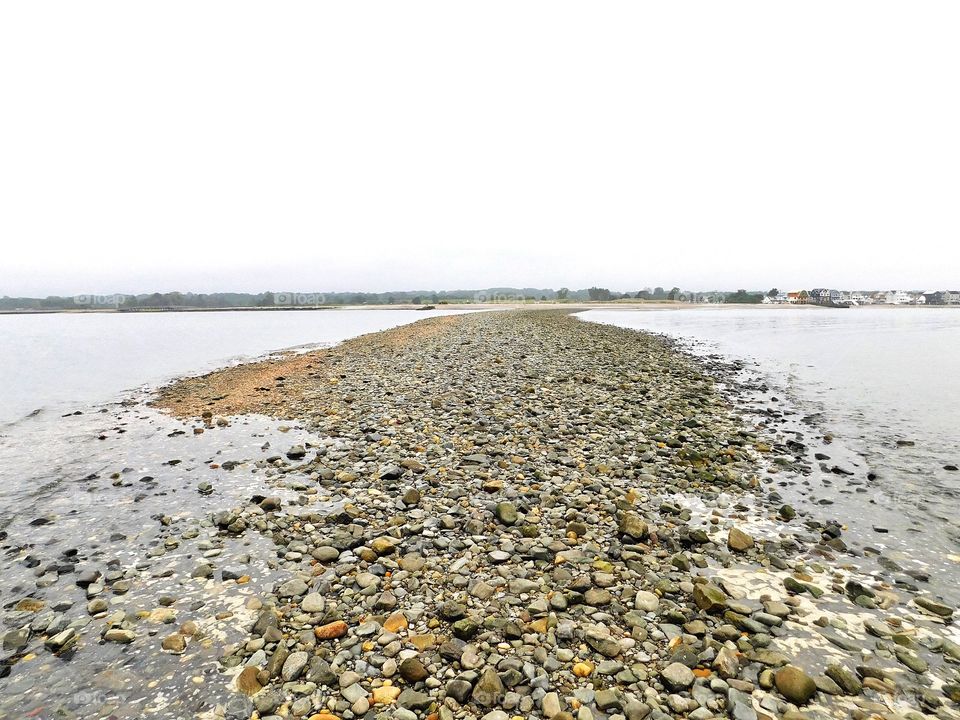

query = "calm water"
[0,308,470,424]
[0,307,472,520]
[582,306,960,600]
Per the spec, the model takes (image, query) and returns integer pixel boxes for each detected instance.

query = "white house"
[885,290,914,305]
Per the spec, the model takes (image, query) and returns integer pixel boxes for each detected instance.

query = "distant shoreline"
[2,301,956,316]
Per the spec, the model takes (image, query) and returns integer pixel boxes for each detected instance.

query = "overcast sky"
[2,2,958,296]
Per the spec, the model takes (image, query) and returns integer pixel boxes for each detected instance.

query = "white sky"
[2,2,958,296]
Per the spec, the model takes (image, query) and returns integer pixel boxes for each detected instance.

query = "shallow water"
[0,308,472,517]
[0,405,322,719]
[581,306,960,604]
[0,308,472,424]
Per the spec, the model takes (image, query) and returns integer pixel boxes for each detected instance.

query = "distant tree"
[668,286,681,300]
[259,291,275,307]
[725,289,764,304]
[411,296,422,305]
[653,286,666,299]
[587,287,613,301]
[767,288,779,298]
[557,287,569,300]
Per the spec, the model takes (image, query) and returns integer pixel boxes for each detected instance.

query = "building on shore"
[762,291,790,304]
[847,291,873,305]
[808,288,846,306]
[924,291,960,305]
[883,290,917,305]
[758,288,957,307]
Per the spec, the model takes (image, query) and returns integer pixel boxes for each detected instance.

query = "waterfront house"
[809,288,828,304]
[885,290,915,305]
[808,288,845,306]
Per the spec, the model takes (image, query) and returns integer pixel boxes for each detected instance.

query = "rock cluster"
[193,313,960,719]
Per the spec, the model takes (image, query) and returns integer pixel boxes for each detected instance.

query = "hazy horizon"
[3,2,958,296]
[3,283,958,301]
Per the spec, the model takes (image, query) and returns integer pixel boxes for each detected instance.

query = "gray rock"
[634,590,659,613]
[660,662,695,690]
[301,592,325,613]
[397,689,432,710]
[727,688,757,720]
[281,651,308,681]
[277,578,308,597]
[340,682,366,704]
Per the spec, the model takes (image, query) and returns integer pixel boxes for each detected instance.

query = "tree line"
[0,286,771,311]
